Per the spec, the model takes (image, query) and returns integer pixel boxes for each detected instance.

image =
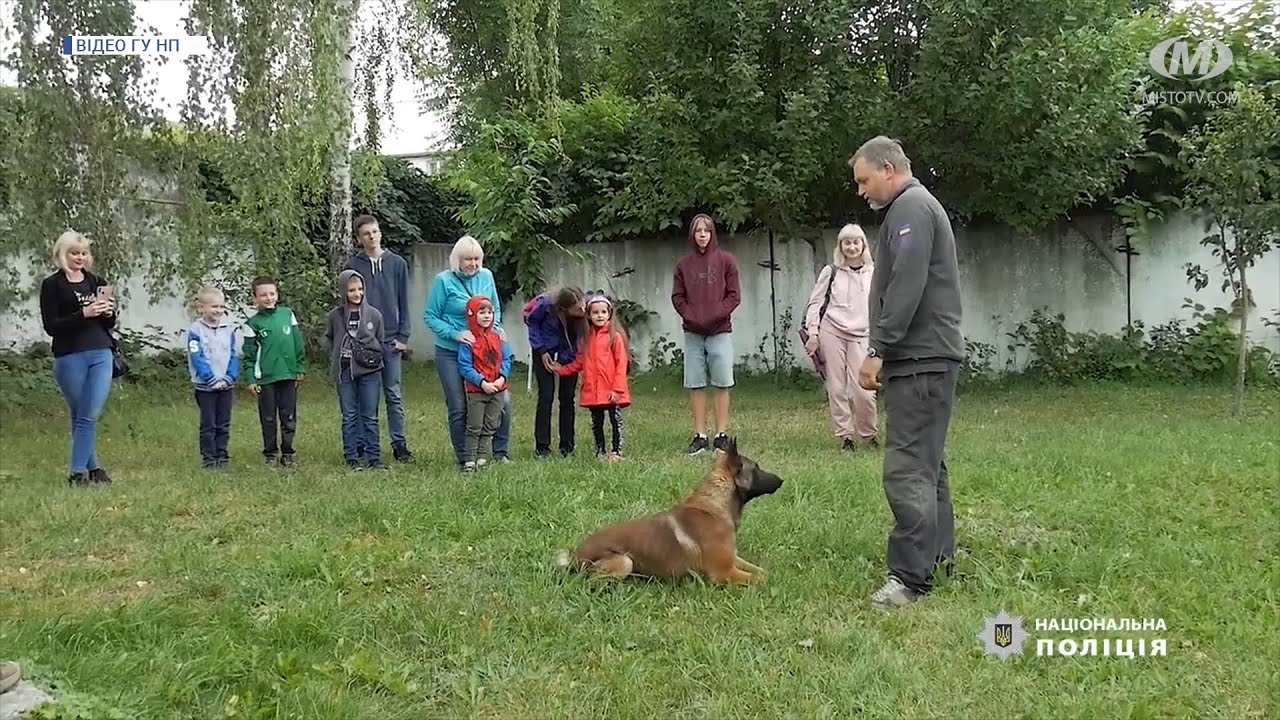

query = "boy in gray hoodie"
[326,269,387,470]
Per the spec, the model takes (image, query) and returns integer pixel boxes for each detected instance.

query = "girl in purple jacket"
[523,287,586,457]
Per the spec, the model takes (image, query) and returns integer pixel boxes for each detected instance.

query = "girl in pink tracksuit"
[803,224,879,451]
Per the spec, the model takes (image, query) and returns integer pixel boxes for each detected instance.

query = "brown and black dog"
[555,437,783,585]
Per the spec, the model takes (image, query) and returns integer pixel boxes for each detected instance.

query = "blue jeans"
[52,348,114,474]
[338,367,382,462]
[435,346,511,464]
[381,343,406,446]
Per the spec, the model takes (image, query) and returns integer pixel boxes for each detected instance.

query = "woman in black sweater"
[38,231,118,486]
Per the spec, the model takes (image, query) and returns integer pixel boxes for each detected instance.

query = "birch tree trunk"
[329,0,359,275]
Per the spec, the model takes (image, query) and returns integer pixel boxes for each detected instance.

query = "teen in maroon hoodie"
[671,213,741,456]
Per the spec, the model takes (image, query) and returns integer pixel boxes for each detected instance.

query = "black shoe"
[392,444,414,463]
[279,454,295,468]
[685,434,709,456]
[68,472,91,487]
[841,438,856,452]
[264,455,278,466]
[712,433,731,453]
[346,460,365,471]
[366,459,388,471]
[865,437,881,450]
[88,468,112,485]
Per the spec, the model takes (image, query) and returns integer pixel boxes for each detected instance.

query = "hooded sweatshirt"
[458,295,514,393]
[424,267,502,352]
[803,262,874,341]
[344,249,410,344]
[325,269,385,384]
[187,315,242,391]
[671,222,741,336]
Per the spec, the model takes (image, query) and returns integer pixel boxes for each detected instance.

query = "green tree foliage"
[1179,85,1280,415]
[433,0,1268,295]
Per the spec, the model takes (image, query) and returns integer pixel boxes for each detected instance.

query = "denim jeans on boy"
[434,346,511,465]
[195,388,234,466]
[338,366,382,463]
[380,342,407,447]
[52,348,114,474]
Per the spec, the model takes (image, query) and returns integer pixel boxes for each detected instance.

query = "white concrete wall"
[3,210,1277,376]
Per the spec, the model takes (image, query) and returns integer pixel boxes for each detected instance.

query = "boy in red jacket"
[549,293,631,461]
[671,213,741,456]
[458,296,514,471]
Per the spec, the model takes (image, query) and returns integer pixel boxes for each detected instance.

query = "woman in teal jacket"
[424,235,512,465]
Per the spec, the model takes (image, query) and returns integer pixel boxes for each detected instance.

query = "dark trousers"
[257,379,298,459]
[882,362,958,595]
[532,356,578,456]
[589,405,625,455]
[195,388,233,466]
[464,392,505,463]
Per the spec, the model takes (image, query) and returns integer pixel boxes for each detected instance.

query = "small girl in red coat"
[549,292,631,461]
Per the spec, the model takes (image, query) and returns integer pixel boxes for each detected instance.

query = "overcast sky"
[0,0,1253,156]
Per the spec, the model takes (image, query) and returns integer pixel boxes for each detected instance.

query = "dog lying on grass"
[555,437,783,585]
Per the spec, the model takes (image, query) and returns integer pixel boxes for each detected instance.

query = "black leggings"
[589,405,624,455]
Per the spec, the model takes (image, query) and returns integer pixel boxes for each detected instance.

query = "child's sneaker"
[67,472,90,487]
[279,454,295,468]
[712,433,731,453]
[461,461,478,473]
[366,459,388,471]
[841,437,856,452]
[685,434,709,456]
[346,460,365,471]
[606,452,624,463]
[264,454,278,466]
[476,458,489,469]
[392,443,415,463]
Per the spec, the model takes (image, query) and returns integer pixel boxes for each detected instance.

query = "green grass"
[2,366,1277,719]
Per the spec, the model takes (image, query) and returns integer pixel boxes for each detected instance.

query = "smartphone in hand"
[96,285,114,302]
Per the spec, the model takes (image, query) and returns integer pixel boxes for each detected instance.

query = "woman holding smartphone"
[39,230,118,487]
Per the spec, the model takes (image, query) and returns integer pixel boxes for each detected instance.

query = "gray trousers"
[464,392,505,463]
[882,361,958,595]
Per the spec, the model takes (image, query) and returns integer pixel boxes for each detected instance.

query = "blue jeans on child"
[338,366,382,463]
[195,388,234,466]
[435,346,511,465]
[52,348,114,474]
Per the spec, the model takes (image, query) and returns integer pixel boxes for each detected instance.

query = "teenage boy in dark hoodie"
[345,215,415,463]
[671,213,741,456]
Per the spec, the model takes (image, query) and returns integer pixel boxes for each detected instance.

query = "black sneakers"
[68,472,90,487]
[88,468,112,485]
[685,434,709,456]
[392,444,414,463]
[841,438,856,452]
[711,433,731,453]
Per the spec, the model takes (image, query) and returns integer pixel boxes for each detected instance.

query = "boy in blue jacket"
[187,287,241,468]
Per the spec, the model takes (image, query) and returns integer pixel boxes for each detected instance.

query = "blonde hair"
[833,224,873,268]
[449,235,485,272]
[51,230,93,272]
[190,286,225,315]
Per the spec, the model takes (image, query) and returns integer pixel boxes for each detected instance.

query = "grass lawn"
[1,364,1277,719]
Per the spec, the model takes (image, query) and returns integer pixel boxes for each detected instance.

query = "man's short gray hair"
[849,135,912,175]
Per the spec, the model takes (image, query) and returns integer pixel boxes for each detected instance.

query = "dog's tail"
[552,548,587,573]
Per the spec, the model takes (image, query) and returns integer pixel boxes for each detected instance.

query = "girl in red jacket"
[549,292,631,461]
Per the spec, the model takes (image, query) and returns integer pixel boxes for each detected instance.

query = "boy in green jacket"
[242,276,306,466]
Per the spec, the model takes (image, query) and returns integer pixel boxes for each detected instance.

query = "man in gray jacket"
[850,136,965,610]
